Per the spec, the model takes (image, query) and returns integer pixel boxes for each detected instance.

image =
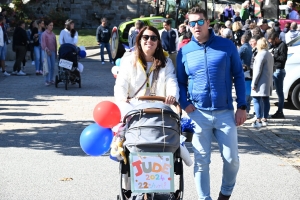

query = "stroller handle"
[137,96,182,116]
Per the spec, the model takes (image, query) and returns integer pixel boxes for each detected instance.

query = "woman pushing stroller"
[114,26,179,105]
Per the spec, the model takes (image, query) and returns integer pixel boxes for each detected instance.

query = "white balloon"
[111,66,119,75]
[116,101,134,118]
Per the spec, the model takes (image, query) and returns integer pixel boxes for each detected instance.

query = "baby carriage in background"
[55,43,85,90]
[115,96,184,200]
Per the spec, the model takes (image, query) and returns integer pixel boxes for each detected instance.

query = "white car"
[284,36,300,109]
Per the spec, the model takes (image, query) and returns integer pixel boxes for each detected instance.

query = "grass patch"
[53,29,97,47]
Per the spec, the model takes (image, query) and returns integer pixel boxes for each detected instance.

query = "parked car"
[283,37,300,109]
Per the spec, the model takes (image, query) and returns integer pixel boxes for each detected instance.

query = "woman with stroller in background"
[41,20,57,86]
[59,19,78,46]
[114,26,179,105]
[31,19,45,75]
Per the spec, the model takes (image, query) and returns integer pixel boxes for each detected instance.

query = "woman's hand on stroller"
[165,95,176,105]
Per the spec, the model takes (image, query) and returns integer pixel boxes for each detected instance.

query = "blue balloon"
[115,58,121,67]
[80,123,113,156]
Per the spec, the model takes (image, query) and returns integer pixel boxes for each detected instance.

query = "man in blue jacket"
[176,7,247,200]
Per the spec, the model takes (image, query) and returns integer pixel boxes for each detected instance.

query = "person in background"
[96,17,113,65]
[161,19,177,69]
[0,16,10,76]
[28,21,35,66]
[286,1,293,19]
[279,22,291,43]
[178,24,187,42]
[31,19,45,75]
[285,22,300,43]
[59,19,78,46]
[288,3,299,19]
[222,20,233,39]
[238,34,253,118]
[223,4,235,21]
[251,38,274,127]
[12,20,28,76]
[41,20,57,86]
[232,21,244,47]
[128,20,144,48]
[177,7,246,200]
[268,32,288,119]
[249,0,258,22]
[240,2,250,25]
[232,12,242,22]
[274,21,281,35]
[249,35,262,119]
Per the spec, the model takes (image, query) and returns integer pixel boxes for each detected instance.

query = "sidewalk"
[0,56,300,199]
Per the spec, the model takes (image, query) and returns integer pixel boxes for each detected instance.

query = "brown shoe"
[217,192,231,200]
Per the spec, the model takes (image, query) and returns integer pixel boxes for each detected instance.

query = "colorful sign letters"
[129,152,174,193]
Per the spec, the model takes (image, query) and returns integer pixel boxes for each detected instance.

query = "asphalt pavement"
[0,52,300,200]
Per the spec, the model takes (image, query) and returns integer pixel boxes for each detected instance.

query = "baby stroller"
[116,96,184,200]
[55,43,81,90]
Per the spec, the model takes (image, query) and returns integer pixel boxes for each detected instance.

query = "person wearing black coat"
[12,20,28,75]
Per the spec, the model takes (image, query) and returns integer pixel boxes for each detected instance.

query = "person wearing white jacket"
[114,26,179,104]
[59,19,78,45]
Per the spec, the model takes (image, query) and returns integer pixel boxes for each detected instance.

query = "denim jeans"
[273,69,286,112]
[252,96,270,119]
[100,42,113,62]
[34,46,42,71]
[188,109,239,200]
[245,95,252,113]
[43,50,56,82]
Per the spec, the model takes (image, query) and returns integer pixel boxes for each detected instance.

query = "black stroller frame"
[55,43,81,90]
[117,96,184,200]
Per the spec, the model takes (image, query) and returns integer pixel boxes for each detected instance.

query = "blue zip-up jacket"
[176,29,246,111]
[238,42,252,67]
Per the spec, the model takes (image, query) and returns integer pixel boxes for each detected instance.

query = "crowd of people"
[113,2,294,198]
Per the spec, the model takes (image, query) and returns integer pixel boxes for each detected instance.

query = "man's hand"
[235,109,247,126]
[165,95,176,104]
[185,104,196,113]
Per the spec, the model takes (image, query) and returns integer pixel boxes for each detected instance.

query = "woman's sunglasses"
[141,35,158,42]
[189,19,205,27]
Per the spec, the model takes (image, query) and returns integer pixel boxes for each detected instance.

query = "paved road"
[0,53,300,200]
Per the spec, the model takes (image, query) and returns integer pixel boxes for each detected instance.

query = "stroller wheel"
[55,75,58,88]
[78,79,81,88]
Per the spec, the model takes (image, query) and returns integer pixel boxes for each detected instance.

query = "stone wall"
[25,0,157,28]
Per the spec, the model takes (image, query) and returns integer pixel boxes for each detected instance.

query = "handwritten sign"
[59,59,73,70]
[129,152,174,193]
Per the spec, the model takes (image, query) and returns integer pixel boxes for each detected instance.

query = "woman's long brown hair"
[134,26,167,70]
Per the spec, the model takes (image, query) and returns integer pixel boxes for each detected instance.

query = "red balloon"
[93,101,121,128]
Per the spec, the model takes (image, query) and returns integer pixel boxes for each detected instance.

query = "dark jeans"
[13,46,27,72]
[273,69,286,112]
[100,42,113,62]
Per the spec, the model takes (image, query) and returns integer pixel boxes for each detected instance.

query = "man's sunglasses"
[141,35,158,42]
[189,19,205,27]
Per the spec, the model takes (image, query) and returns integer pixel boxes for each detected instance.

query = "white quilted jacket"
[114,53,179,102]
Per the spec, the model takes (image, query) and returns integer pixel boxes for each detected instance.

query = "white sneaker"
[31,61,35,65]
[17,70,26,76]
[261,120,268,127]
[247,113,251,119]
[251,121,262,128]
[3,71,10,76]
[11,71,17,75]
[102,62,105,65]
